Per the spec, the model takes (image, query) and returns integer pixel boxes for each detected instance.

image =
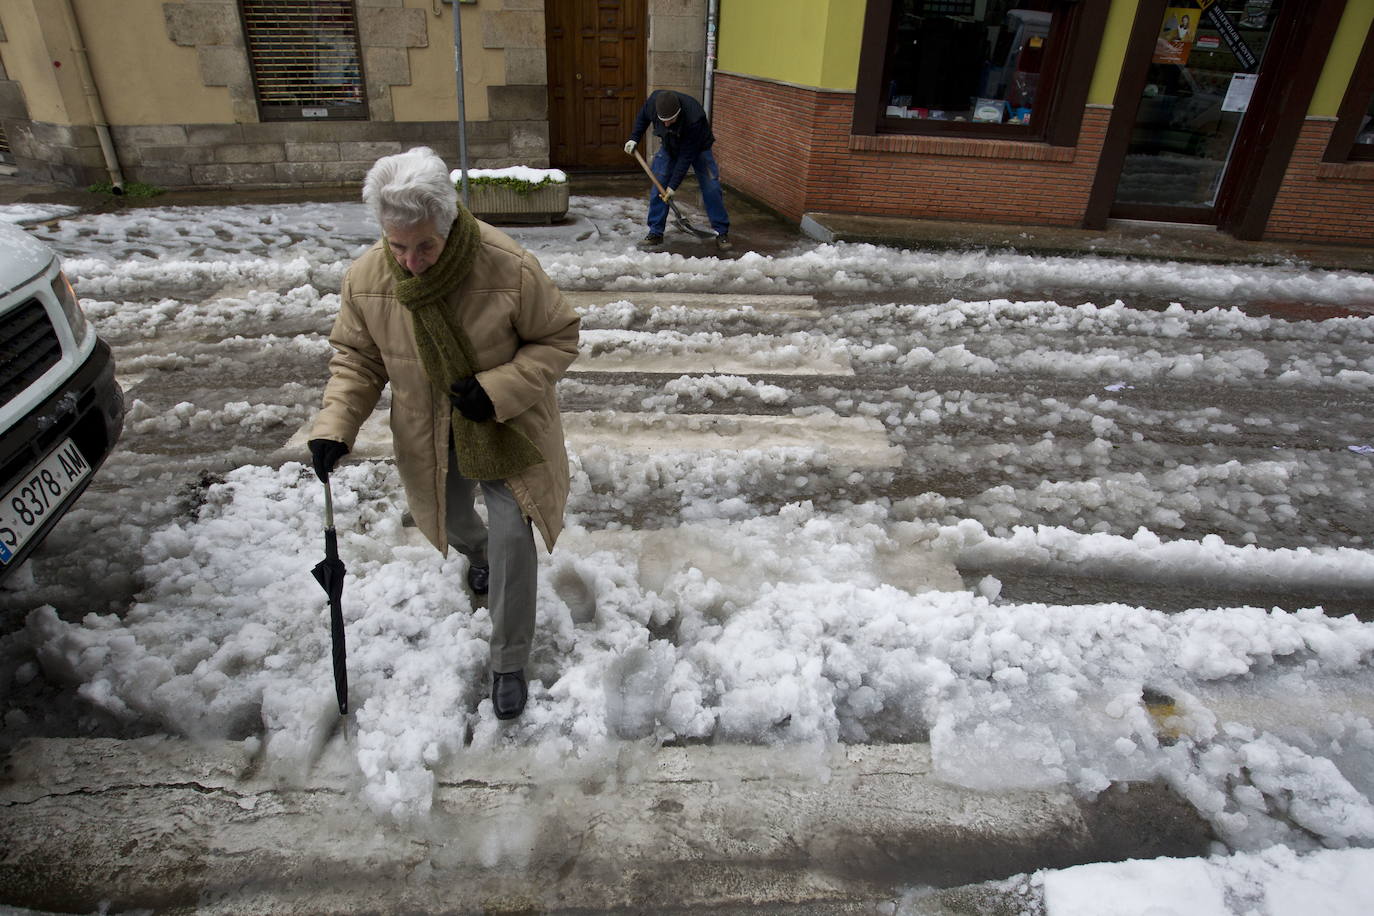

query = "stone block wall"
[0,0,557,188]
[113,120,481,190]
[1,0,712,189]
[649,0,708,98]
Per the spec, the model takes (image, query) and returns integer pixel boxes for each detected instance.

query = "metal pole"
[452,0,470,207]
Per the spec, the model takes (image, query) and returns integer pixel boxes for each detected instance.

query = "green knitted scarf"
[384,209,544,481]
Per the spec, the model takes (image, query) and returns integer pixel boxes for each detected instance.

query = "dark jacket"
[628,90,715,191]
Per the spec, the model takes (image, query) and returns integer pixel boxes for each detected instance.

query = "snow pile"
[450,166,567,185]
[1042,845,1374,915]
[7,194,1374,891]
[23,465,1374,842]
[24,199,1374,309]
[0,203,80,224]
[940,521,1374,594]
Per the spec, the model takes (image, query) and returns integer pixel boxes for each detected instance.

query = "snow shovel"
[310,475,349,716]
[631,148,716,239]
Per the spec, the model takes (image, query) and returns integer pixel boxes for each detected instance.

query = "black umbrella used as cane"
[311,475,349,715]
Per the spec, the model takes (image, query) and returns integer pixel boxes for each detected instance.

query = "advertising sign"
[1153,6,1198,66]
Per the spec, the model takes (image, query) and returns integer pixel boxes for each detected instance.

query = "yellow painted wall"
[818,0,866,90]
[392,0,499,122]
[76,0,231,125]
[0,0,84,123]
[1311,0,1374,117]
[1088,0,1140,106]
[719,0,864,91]
[0,0,231,126]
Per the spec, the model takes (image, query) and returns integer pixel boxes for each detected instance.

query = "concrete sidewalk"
[0,736,1208,915]
[800,210,1374,274]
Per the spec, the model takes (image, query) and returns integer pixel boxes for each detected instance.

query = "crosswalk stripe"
[286,410,902,468]
[565,291,821,317]
[573,329,852,376]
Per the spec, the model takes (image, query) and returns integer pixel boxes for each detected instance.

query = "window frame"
[239,0,369,123]
[1324,17,1374,163]
[853,0,1106,147]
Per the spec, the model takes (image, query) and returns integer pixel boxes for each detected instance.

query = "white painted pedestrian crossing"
[288,290,875,459]
[563,411,902,467]
[565,290,821,317]
[286,409,902,469]
[574,329,852,375]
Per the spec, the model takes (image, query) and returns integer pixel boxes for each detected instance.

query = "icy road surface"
[2,197,1373,865]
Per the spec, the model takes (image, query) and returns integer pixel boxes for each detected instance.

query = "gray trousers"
[444,450,537,673]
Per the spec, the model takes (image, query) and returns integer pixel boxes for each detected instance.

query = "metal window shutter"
[241,0,367,119]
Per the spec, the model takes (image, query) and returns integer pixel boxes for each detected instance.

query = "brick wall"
[713,71,1109,227]
[1264,119,1374,246]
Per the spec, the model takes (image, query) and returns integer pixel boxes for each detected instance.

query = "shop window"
[854,0,1106,144]
[240,0,367,122]
[1325,19,1374,163]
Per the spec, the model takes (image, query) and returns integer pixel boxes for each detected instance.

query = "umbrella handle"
[322,475,334,530]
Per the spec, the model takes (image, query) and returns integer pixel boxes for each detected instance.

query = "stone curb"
[0,737,1209,914]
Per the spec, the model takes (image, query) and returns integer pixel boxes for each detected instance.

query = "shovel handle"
[632,148,672,202]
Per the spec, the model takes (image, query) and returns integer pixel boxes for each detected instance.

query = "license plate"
[0,439,91,565]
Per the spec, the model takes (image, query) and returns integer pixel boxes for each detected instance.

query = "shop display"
[884,3,1052,126]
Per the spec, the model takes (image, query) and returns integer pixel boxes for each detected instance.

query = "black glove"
[308,438,349,482]
[449,377,496,422]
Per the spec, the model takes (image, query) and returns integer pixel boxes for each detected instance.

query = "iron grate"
[241,0,367,117]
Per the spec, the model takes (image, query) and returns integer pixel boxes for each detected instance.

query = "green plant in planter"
[458,174,565,196]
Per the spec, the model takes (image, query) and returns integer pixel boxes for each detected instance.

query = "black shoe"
[638,233,664,249]
[467,563,489,595]
[492,670,527,720]
[715,234,733,251]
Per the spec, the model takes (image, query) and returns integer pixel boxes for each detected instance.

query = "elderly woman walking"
[308,147,580,720]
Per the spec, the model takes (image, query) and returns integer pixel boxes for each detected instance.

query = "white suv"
[0,220,123,580]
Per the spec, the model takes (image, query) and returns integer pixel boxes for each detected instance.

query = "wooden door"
[546,0,647,170]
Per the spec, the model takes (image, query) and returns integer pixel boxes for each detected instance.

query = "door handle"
[576,73,582,80]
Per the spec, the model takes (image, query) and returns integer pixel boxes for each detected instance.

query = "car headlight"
[51,270,88,343]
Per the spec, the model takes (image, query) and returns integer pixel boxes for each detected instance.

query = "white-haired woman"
[308,147,580,720]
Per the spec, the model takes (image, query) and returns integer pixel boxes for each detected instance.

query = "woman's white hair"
[362,146,458,237]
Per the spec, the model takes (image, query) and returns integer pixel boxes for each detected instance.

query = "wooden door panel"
[547,0,645,169]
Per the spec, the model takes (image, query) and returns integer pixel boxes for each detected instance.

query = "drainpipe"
[58,0,124,193]
[703,0,719,116]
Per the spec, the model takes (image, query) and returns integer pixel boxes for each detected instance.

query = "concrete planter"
[465,181,569,224]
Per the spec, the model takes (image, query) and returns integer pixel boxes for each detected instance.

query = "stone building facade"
[0,0,710,189]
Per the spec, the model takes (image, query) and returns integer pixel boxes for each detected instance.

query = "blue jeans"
[648,147,730,238]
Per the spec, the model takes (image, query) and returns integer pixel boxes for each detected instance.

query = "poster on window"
[1154,6,1198,66]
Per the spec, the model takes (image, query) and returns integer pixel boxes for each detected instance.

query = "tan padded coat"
[309,221,580,552]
